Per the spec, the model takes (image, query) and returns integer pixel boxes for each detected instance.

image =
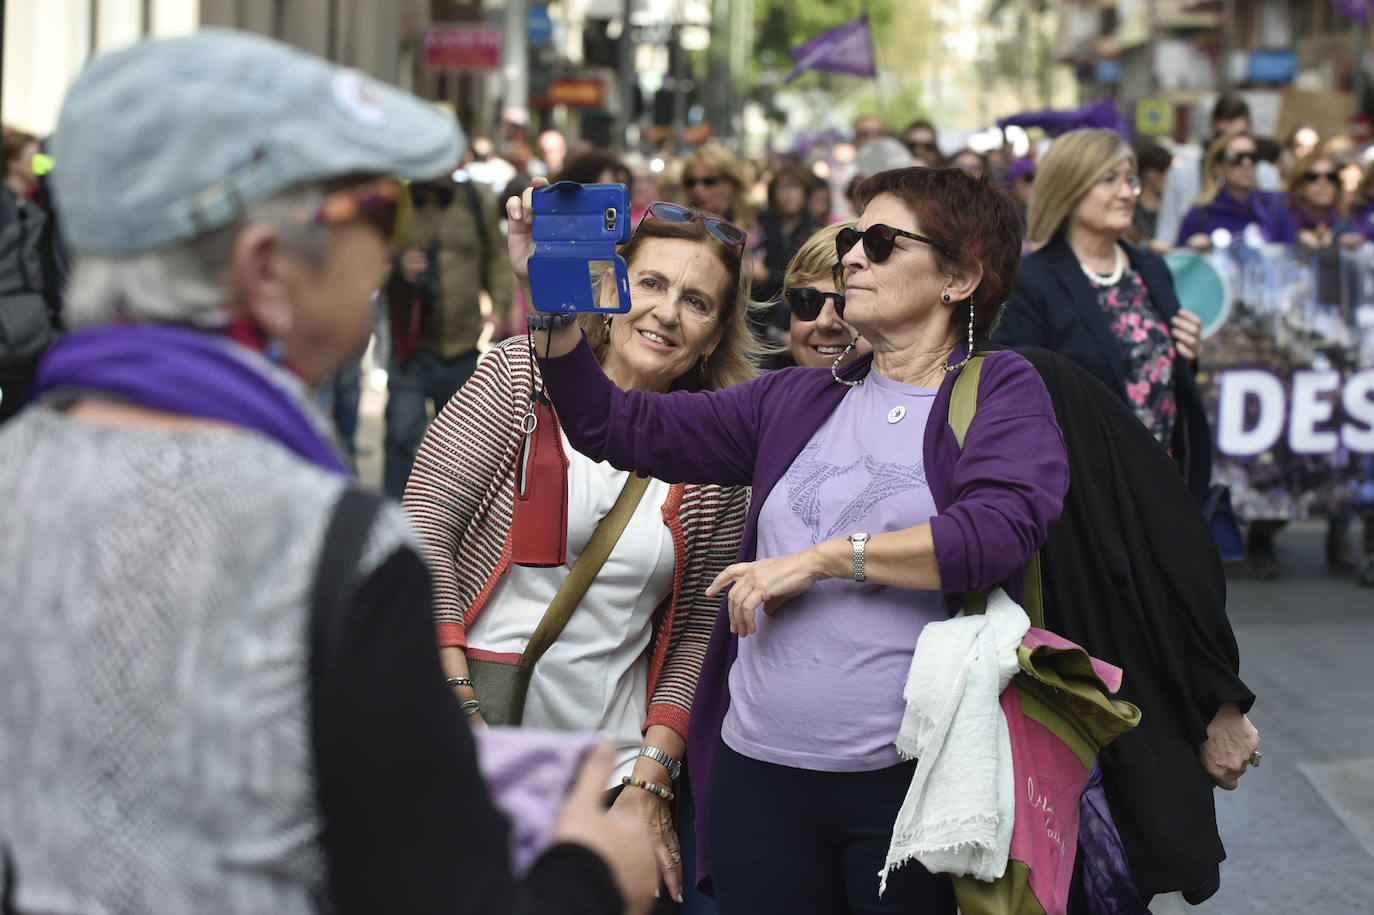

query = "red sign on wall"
[424,25,502,71]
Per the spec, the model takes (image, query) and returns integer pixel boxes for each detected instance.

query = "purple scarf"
[34,323,349,474]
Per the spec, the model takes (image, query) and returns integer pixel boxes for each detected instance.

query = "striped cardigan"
[404,337,750,737]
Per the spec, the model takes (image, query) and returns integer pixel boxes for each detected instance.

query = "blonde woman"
[1283,146,1352,252]
[681,144,756,232]
[779,221,873,370]
[1177,130,1297,250]
[995,127,1211,504]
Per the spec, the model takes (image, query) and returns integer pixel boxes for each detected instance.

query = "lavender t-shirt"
[721,370,948,771]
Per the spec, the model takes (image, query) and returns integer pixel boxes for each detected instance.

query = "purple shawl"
[34,323,349,474]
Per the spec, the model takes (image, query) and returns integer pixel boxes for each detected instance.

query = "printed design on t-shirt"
[786,440,928,541]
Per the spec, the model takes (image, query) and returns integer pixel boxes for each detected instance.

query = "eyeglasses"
[1097,171,1140,195]
[784,286,845,321]
[315,177,408,248]
[1221,150,1259,166]
[683,175,721,190]
[1020,172,1036,184]
[835,223,951,263]
[1302,171,1341,185]
[905,140,938,154]
[642,200,747,247]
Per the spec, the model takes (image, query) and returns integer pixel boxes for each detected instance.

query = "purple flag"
[1334,0,1373,23]
[784,13,877,83]
[997,99,1128,137]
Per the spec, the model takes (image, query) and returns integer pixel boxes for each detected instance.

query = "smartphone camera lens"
[604,207,617,233]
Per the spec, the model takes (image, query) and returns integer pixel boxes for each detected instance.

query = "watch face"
[851,532,870,542]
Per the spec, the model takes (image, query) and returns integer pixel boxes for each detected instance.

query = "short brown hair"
[579,214,761,391]
[853,167,1021,341]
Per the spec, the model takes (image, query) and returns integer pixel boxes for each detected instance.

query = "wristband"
[621,775,675,803]
[460,699,482,717]
[526,312,578,331]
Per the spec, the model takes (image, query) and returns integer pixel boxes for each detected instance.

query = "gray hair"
[65,185,334,329]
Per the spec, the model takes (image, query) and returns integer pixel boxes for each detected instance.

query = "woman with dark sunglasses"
[404,179,760,911]
[780,221,872,370]
[1283,146,1353,253]
[680,144,755,234]
[1178,130,1297,251]
[515,167,1070,914]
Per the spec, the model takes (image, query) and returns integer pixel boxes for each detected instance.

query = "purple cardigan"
[538,337,1069,892]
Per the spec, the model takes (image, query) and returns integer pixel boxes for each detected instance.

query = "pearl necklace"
[1079,244,1125,286]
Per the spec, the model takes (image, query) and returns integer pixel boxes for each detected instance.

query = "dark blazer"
[993,235,1213,504]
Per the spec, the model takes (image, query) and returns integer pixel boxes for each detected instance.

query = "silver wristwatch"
[849,532,871,582]
[638,745,682,781]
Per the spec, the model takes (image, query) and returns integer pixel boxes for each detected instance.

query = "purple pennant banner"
[1334,0,1374,23]
[784,13,877,83]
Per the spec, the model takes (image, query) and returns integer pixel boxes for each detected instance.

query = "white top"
[467,431,675,785]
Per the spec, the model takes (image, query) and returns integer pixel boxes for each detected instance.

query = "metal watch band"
[850,532,870,582]
[637,745,682,781]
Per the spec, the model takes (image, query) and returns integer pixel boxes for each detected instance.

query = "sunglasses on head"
[315,177,408,248]
[1303,170,1341,185]
[683,175,721,190]
[784,286,845,321]
[642,200,747,247]
[1221,150,1258,166]
[835,223,950,264]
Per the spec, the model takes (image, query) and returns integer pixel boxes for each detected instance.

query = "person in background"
[0,29,657,915]
[1005,156,1035,239]
[517,166,1068,914]
[382,171,513,500]
[3,130,41,198]
[949,148,988,177]
[538,128,569,177]
[681,145,755,234]
[1285,146,1351,252]
[781,220,871,372]
[900,119,943,166]
[1131,137,1174,253]
[751,161,819,317]
[406,191,759,910]
[852,113,887,148]
[997,127,1212,506]
[1156,92,1281,245]
[806,172,835,226]
[627,154,659,227]
[993,127,1259,901]
[555,149,631,186]
[1283,124,1320,172]
[1178,130,1297,251]
[1343,161,1374,243]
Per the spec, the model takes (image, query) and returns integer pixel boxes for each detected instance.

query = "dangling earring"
[699,352,710,382]
[603,316,613,331]
[832,336,865,387]
[941,299,975,373]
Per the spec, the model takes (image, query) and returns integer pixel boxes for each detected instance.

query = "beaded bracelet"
[621,775,675,803]
[460,699,482,717]
[446,677,474,689]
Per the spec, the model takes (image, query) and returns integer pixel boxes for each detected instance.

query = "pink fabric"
[1022,627,1125,692]
[1002,685,1088,915]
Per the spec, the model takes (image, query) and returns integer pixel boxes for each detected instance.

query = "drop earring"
[941,299,975,373]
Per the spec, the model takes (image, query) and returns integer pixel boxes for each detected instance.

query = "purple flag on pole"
[1333,0,1373,23]
[784,13,877,83]
[997,99,1128,137]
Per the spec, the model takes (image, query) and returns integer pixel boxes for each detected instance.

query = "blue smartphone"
[527,181,633,313]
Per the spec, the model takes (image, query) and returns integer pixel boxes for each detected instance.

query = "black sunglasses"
[784,286,845,321]
[683,175,721,190]
[1303,171,1341,185]
[1221,150,1258,166]
[836,223,950,263]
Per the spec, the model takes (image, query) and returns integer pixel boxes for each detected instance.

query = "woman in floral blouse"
[994,128,1213,508]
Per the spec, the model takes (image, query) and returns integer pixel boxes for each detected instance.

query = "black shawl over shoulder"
[1017,347,1255,903]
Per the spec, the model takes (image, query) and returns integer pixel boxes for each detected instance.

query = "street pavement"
[356,385,1373,913]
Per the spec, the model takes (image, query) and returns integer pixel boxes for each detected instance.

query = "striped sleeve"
[646,481,750,733]
[403,343,526,648]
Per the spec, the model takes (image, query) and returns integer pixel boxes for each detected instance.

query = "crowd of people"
[23,22,1374,915]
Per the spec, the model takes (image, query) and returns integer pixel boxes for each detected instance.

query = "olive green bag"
[468,473,650,726]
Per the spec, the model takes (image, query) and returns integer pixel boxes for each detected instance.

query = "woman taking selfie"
[511,167,1068,913]
[403,183,757,908]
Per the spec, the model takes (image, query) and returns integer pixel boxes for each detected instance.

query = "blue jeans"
[383,348,479,500]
